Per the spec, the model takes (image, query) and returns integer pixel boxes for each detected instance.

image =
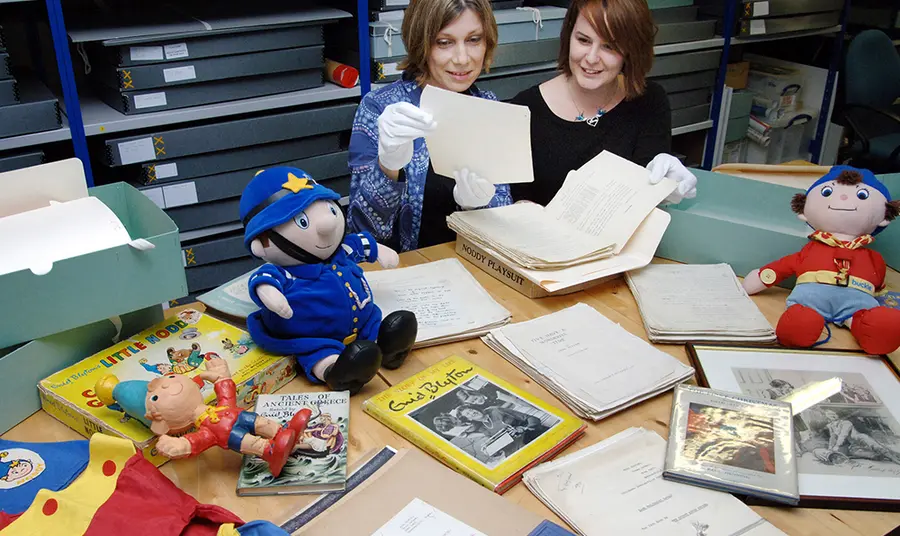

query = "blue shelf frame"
[809,0,850,163]
[702,0,737,170]
[44,0,93,186]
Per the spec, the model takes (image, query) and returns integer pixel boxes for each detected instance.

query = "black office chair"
[841,29,900,173]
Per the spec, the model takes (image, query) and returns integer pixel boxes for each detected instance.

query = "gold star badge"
[282,172,314,193]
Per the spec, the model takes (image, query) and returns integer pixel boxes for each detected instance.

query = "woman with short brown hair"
[348,0,512,252]
[510,0,698,206]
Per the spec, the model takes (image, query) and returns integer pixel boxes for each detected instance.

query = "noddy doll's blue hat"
[240,167,341,250]
[806,165,893,235]
[95,375,152,428]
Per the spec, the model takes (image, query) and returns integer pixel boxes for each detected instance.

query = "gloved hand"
[376,243,400,269]
[378,102,437,171]
[452,168,495,209]
[647,153,698,205]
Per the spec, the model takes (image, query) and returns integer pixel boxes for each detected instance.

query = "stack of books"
[482,303,694,421]
[448,151,676,296]
[625,263,776,343]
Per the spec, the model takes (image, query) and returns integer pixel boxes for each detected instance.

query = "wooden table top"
[4,242,899,535]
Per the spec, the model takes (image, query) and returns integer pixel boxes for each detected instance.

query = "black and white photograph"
[734,367,900,478]
[407,375,561,468]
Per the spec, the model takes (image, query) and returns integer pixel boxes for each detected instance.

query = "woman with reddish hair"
[510,0,698,206]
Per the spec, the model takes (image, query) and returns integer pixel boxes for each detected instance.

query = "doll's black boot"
[324,340,382,395]
[377,310,418,370]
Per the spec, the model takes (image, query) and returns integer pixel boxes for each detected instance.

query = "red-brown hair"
[557,0,656,100]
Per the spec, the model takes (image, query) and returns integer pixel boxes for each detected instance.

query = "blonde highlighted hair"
[399,0,499,84]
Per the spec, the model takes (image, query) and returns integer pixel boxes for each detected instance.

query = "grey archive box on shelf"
[183,233,246,268]
[735,11,841,37]
[652,70,717,94]
[97,45,324,91]
[478,69,556,101]
[140,134,343,184]
[1,52,11,80]
[373,38,559,82]
[655,20,716,45]
[103,101,358,166]
[651,5,698,23]
[138,150,350,209]
[99,25,324,67]
[164,174,351,233]
[186,256,263,294]
[0,78,61,139]
[168,197,241,232]
[698,0,844,19]
[0,150,43,173]
[649,50,721,78]
[672,104,710,127]
[0,78,18,106]
[368,5,565,58]
[96,69,324,115]
[668,88,709,110]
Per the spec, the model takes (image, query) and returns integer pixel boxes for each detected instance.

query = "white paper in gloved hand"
[647,153,698,205]
[377,102,437,171]
[452,168,496,209]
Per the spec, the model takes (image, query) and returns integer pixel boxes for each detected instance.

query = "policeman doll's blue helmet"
[240,167,342,250]
[805,165,893,235]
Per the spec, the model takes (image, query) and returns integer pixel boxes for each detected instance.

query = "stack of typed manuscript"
[625,263,776,343]
[448,151,676,297]
[482,303,694,421]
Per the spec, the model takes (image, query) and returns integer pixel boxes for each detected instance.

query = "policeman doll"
[240,167,418,394]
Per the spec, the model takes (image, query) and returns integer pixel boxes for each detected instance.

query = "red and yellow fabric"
[0,434,244,536]
[758,233,886,296]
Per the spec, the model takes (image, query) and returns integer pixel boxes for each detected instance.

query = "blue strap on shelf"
[701,0,737,170]
[358,0,372,96]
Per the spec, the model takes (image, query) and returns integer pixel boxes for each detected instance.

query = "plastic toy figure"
[743,166,900,354]
[95,357,310,477]
[239,167,417,394]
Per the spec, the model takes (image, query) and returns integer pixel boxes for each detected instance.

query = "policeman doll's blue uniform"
[240,167,417,394]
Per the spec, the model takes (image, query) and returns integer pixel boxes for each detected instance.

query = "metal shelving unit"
[80,84,360,137]
[702,1,850,168]
[672,120,715,136]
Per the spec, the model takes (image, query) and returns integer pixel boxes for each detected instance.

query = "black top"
[417,162,458,248]
[509,80,672,206]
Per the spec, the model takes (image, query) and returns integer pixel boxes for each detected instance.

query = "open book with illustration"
[447,150,677,270]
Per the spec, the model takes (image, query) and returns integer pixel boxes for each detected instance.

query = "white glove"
[256,284,293,319]
[377,102,437,171]
[376,243,400,269]
[452,168,495,209]
[647,153,698,205]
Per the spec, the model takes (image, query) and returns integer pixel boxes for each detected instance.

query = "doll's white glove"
[647,153,698,205]
[378,102,437,171]
[452,168,495,209]
[376,243,400,269]
[256,284,293,319]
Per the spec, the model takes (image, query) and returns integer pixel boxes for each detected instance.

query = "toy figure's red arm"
[758,249,805,288]
[213,379,238,408]
[870,250,887,291]
[183,426,218,455]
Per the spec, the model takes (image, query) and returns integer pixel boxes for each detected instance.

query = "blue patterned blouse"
[347,78,513,252]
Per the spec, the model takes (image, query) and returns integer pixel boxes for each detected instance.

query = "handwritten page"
[483,303,693,420]
[371,498,487,536]
[419,84,533,184]
[523,428,786,536]
[365,258,511,346]
[545,151,676,255]
[625,263,775,342]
